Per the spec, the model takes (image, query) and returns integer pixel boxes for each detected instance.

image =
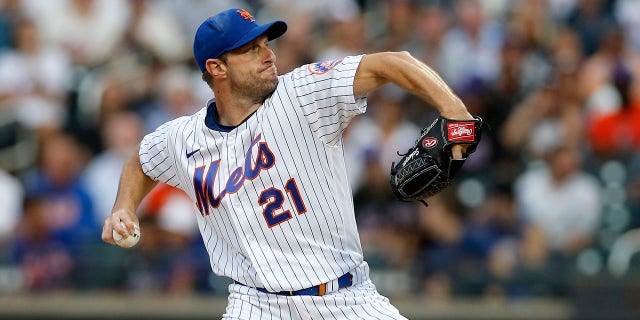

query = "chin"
[256,77,279,101]
[264,76,279,90]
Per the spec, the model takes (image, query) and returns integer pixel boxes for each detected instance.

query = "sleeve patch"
[307,59,343,74]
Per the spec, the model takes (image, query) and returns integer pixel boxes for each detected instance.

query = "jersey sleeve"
[290,55,367,145]
[138,117,188,188]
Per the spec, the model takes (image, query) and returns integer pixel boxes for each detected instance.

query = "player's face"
[226,36,279,102]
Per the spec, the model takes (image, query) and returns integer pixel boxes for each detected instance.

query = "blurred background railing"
[0,0,639,319]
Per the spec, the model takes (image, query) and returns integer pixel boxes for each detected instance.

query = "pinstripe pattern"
[138,55,405,317]
[223,262,407,320]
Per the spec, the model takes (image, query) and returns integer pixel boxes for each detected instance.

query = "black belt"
[235,272,353,296]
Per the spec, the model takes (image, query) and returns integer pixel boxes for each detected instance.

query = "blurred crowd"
[0,0,639,301]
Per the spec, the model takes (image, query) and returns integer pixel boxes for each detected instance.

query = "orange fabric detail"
[587,102,640,154]
[318,283,326,296]
[143,183,189,215]
[236,9,255,22]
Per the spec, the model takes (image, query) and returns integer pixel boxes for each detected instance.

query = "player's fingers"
[110,212,129,237]
[119,218,135,235]
[119,214,139,235]
[451,145,464,160]
[102,218,116,245]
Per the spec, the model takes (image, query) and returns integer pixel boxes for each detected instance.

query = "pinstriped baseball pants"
[223,262,407,320]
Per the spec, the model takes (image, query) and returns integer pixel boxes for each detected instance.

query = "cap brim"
[226,21,287,54]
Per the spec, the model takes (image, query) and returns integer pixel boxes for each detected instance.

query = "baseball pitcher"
[102,8,478,319]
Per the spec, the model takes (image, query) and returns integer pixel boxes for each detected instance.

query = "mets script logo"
[236,9,255,22]
[192,133,274,216]
[447,123,475,142]
[308,59,342,74]
[422,138,438,149]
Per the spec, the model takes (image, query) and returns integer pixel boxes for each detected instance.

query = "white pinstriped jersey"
[139,55,367,292]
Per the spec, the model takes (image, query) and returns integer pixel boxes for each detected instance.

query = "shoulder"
[286,55,365,80]
[152,108,205,133]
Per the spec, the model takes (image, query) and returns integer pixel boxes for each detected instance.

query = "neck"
[213,89,262,127]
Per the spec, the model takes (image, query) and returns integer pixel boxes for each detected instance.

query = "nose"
[264,45,276,63]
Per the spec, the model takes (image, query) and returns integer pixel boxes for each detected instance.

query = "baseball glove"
[390,116,482,206]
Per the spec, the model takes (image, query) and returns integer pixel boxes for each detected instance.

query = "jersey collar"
[205,99,259,132]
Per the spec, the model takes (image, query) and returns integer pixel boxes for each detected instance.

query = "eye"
[242,45,258,55]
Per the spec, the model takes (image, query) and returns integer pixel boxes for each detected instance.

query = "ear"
[205,58,227,79]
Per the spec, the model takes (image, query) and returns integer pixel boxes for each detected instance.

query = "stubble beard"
[230,69,279,104]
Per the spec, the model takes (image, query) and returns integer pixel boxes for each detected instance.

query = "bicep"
[353,52,413,96]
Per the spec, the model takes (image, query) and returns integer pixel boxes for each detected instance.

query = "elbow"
[371,51,417,78]
[381,51,414,64]
[396,51,413,59]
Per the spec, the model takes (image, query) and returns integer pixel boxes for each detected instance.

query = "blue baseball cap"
[193,8,287,72]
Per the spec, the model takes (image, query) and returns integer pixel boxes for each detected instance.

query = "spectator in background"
[123,0,190,64]
[0,17,72,136]
[514,143,603,263]
[82,112,144,223]
[256,0,360,27]
[141,184,199,245]
[0,0,21,49]
[504,1,555,95]
[476,25,556,183]
[566,0,616,56]
[457,186,524,298]
[614,0,640,51]
[271,9,316,74]
[315,10,367,62]
[132,183,202,294]
[438,0,504,91]
[548,26,584,78]
[137,65,201,132]
[69,67,139,154]
[8,195,73,291]
[413,186,538,299]
[413,190,466,299]
[372,0,420,52]
[343,87,420,192]
[72,55,153,147]
[509,0,555,52]
[587,65,640,158]
[352,147,420,272]
[252,0,363,67]
[578,25,630,121]
[157,0,252,42]
[412,4,451,66]
[582,24,640,158]
[34,0,129,67]
[546,0,578,22]
[22,132,97,252]
[0,169,23,251]
[344,88,424,296]
[501,70,583,160]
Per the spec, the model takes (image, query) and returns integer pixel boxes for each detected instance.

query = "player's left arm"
[101,146,158,245]
[353,52,473,158]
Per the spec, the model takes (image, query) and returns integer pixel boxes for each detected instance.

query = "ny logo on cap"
[236,9,255,22]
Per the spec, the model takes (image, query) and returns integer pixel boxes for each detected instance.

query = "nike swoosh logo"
[186,149,200,158]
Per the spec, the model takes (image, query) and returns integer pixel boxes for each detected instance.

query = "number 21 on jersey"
[192,133,307,228]
[259,178,307,227]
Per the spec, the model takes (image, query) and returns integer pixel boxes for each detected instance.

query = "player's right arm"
[354,51,470,119]
[101,146,157,245]
[353,51,473,159]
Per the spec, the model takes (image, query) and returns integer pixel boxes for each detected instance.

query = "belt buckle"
[288,290,294,296]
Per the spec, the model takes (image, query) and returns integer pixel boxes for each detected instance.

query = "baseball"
[112,221,140,248]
